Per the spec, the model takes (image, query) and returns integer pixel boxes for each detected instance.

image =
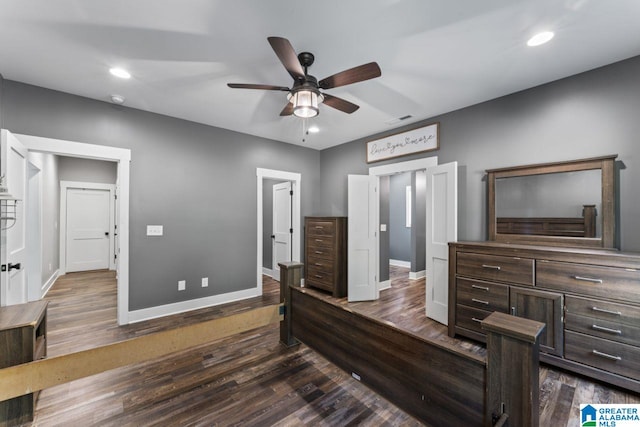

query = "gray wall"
[389,172,411,262]
[2,81,321,311]
[411,171,426,272]
[378,176,389,282]
[28,152,60,286]
[320,55,640,252]
[58,156,117,184]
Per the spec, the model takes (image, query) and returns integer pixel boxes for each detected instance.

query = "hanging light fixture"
[290,88,322,118]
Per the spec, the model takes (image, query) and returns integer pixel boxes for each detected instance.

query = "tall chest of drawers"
[448,241,640,392]
[304,217,347,298]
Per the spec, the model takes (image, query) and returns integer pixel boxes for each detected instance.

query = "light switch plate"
[380,224,387,232]
[147,225,163,236]
[178,280,186,291]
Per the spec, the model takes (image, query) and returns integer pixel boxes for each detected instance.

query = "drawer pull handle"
[481,264,501,271]
[471,317,483,323]
[314,226,323,229]
[592,306,622,316]
[592,324,622,335]
[572,275,603,284]
[471,284,490,291]
[315,239,324,242]
[315,251,323,255]
[471,298,489,305]
[592,349,622,361]
[314,263,323,267]
[314,275,323,279]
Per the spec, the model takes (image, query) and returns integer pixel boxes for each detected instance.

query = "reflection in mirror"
[487,155,616,248]
[495,170,601,238]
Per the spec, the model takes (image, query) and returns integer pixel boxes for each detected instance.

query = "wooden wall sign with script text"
[366,122,439,163]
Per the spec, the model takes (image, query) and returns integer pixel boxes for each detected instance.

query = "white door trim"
[256,168,301,291]
[27,158,43,301]
[15,133,131,325]
[368,157,438,291]
[60,181,116,274]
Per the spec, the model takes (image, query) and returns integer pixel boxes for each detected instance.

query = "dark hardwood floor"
[32,266,639,426]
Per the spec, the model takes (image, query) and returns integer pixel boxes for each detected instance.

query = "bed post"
[279,262,303,347]
[482,311,545,427]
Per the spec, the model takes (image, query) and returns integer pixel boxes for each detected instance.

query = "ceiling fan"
[227,36,381,118]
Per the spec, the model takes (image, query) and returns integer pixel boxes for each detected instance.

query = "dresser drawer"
[307,235,334,250]
[565,295,640,327]
[456,304,493,335]
[566,313,640,347]
[456,278,509,312]
[306,220,336,237]
[306,255,334,273]
[536,260,640,303]
[457,252,534,286]
[306,265,334,291]
[565,331,640,380]
[306,245,334,260]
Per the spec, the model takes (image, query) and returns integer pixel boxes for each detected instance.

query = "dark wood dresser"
[0,300,48,426]
[304,217,347,298]
[448,241,640,392]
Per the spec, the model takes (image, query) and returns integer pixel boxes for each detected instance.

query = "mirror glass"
[495,169,601,238]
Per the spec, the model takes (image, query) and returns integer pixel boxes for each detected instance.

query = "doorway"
[347,157,457,325]
[27,159,42,301]
[15,133,131,325]
[256,168,301,293]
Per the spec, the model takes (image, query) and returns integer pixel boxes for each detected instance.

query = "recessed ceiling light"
[307,125,319,133]
[110,94,125,104]
[527,31,554,47]
[109,67,131,79]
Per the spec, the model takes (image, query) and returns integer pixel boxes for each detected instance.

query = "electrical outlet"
[201,277,208,287]
[178,280,186,291]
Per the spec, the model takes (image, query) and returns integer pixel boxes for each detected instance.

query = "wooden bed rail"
[278,262,546,427]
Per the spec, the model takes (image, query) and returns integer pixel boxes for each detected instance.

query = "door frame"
[60,181,116,274]
[15,133,131,325]
[256,168,301,292]
[369,157,438,292]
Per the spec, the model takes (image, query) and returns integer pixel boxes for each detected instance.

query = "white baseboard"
[378,280,391,291]
[41,269,60,298]
[262,267,275,278]
[127,287,261,324]
[409,270,426,280]
[389,259,411,268]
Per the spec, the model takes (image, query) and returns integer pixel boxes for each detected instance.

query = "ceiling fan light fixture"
[292,89,319,118]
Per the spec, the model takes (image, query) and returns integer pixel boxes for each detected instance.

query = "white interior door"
[348,174,377,301]
[1,129,28,306]
[426,161,458,325]
[272,181,292,279]
[66,187,112,272]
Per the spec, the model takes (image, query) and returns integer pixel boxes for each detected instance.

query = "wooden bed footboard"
[279,263,545,427]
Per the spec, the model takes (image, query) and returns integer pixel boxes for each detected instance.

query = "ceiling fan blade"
[280,102,294,116]
[322,93,359,114]
[227,83,290,91]
[319,62,381,90]
[267,36,305,81]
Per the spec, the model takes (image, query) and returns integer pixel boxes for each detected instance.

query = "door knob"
[8,262,21,271]
[271,235,275,239]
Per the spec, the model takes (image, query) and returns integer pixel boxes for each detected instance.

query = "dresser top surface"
[0,300,48,331]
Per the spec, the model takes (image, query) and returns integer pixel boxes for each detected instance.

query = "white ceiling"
[1,1,640,150]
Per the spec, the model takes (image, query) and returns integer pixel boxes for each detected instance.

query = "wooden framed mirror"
[487,155,617,248]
